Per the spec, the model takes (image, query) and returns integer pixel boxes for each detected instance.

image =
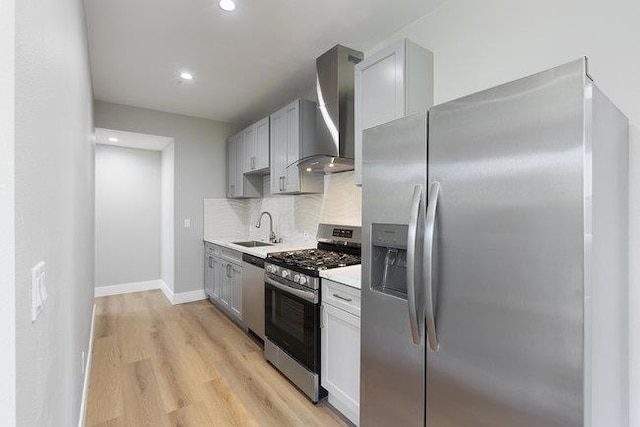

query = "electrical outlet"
[81,351,86,375]
[31,261,46,322]
[184,218,191,228]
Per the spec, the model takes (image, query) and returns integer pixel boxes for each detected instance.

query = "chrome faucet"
[256,211,278,243]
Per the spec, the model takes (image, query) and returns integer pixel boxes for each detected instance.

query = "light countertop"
[319,265,361,290]
[204,237,312,259]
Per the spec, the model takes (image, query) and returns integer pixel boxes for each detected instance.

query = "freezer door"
[426,59,587,426]
[361,112,427,427]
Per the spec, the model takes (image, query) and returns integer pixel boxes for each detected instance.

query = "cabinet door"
[284,101,300,193]
[321,303,361,425]
[270,108,287,194]
[354,41,406,185]
[204,255,214,298]
[230,263,242,320]
[243,125,257,173]
[212,257,222,301]
[235,135,245,196]
[255,117,270,170]
[220,262,232,309]
[227,136,236,197]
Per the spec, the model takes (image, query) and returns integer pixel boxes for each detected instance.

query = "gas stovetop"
[265,224,362,280]
[266,248,361,273]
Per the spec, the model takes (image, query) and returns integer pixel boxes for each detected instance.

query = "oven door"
[265,274,320,373]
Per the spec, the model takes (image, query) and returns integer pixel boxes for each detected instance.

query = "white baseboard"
[159,280,173,303]
[172,289,207,305]
[78,303,96,427]
[94,279,162,297]
[158,281,205,305]
[94,279,205,305]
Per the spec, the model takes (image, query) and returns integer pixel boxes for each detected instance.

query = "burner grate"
[267,248,361,272]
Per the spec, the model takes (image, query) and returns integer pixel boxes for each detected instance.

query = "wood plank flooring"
[86,290,349,427]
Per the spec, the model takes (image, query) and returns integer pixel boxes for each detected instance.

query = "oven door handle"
[265,276,318,304]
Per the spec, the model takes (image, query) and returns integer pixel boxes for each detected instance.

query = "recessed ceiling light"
[179,71,194,80]
[108,137,119,142]
[306,167,312,172]
[219,0,235,11]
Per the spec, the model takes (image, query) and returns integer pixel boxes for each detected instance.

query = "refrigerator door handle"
[407,184,423,345]
[424,181,440,351]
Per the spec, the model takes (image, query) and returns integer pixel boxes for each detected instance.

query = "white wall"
[14,0,95,425]
[161,142,175,291]
[0,0,16,423]
[630,125,640,426]
[371,0,639,424]
[95,145,161,287]
[94,101,234,294]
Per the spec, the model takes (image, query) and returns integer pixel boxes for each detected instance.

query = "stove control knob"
[299,276,307,286]
[282,270,290,279]
[293,274,300,283]
[266,265,274,274]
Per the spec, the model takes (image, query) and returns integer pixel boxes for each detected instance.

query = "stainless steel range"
[263,223,361,402]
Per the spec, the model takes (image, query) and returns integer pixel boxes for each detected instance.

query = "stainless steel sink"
[232,240,273,248]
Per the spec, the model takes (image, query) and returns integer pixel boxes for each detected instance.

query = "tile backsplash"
[204,171,362,244]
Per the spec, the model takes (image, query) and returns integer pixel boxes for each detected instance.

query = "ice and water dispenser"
[371,223,409,299]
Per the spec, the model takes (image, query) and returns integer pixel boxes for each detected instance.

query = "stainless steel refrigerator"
[360,58,629,427]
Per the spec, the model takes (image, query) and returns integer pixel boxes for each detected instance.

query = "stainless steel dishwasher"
[241,253,265,341]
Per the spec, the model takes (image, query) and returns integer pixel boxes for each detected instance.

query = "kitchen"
[2,0,640,427]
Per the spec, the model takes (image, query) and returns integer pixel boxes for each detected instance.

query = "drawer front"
[205,242,222,257]
[322,279,361,317]
[221,247,242,264]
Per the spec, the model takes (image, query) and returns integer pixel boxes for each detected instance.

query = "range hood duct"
[296,45,363,174]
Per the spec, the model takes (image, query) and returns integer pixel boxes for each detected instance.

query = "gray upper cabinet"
[243,117,270,174]
[227,133,261,199]
[270,99,324,195]
[354,39,434,185]
[242,124,256,174]
[226,133,238,197]
[254,117,270,171]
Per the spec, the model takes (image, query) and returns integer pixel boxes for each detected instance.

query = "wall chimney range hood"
[295,45,363,174]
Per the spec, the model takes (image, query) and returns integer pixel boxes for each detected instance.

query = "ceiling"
[84,0,446,125]
[96,128,174,151]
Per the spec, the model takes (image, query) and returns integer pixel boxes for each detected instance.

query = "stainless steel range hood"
[296,45,363,174]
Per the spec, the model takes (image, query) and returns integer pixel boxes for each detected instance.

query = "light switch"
[31,261,46,322]
[184,218,191,228]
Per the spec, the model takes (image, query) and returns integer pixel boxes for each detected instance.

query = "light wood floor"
[86,290,349,427]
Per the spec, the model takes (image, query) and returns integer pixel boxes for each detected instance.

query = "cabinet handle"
[320,305,325,328]
[251,156,256,170]
[230,184,235,197]
[332,293,353,302]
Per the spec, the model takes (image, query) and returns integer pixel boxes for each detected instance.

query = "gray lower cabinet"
[321,279,361,426]
[205,243,221,300]
[204,243,243,322]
